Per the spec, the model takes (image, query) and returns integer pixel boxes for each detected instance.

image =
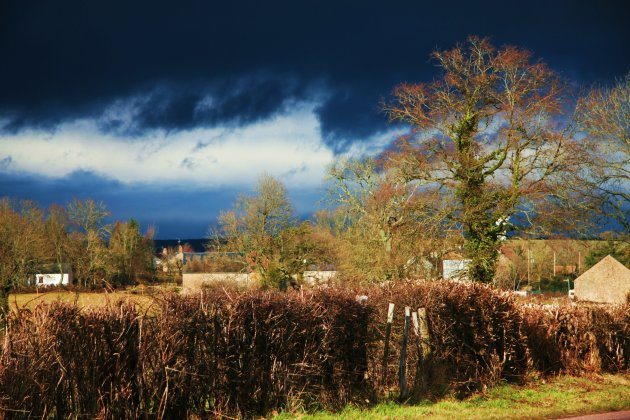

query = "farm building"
[573,255,630,304]
[34,264,73,287]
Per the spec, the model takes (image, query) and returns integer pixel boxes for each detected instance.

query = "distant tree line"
[0,198,155,313]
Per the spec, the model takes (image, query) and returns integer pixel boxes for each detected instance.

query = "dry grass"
[9,291,156,312]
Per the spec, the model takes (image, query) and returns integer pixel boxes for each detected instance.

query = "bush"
[1,283,628,417]
[0,290,374,418]
[522,303,630,374]
[363,281,528,398]
[0,302,140,417]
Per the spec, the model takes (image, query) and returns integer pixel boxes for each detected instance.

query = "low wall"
[183,272,252,290]
[183,271,337,290]
[302,271,337,285]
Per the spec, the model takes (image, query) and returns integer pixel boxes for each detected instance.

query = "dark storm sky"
[1,0,629,237]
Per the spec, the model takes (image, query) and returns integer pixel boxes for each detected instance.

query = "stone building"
[574,255,630,304]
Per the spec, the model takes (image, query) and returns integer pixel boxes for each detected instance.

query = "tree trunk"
[458,171,500,283]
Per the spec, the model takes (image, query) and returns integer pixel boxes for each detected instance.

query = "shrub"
[0,290,374,418]
[1,283,628,417]
[522,303,630,374]
[0,302,140,417]
[362,281,528,398]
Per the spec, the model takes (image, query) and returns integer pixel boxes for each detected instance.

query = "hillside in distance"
[153,239,208,253]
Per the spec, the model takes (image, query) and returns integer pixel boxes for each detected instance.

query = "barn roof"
[577,255,630,281]
[574,255,630,304]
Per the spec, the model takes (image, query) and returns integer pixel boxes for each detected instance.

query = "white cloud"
[341,129,405,158]
[0,101,399,189]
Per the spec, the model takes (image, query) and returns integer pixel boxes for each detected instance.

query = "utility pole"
[527,248,531,286]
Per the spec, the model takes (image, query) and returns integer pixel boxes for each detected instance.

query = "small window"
[38,276,44,284]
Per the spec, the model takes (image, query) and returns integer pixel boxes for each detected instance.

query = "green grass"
[274,373,630,419]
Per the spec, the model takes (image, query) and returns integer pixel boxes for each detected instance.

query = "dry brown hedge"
[0,302,141,418]
[521,303,630,374]
[362,281,528,398]
[0,289,374,418]
[0,282,628,418]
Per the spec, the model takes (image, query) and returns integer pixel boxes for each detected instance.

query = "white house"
[35,265,73,287]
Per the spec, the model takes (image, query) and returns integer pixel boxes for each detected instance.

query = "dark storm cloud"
[316,85,389,152]
[1,0,629,149]
[96,76,315,136]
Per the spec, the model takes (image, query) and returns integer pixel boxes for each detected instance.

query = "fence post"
[411,309,422,395]
[418,308,430,358]
[399,306,411,399]
[411,307,431,396]
[412,310,422,360]
[381,303,395,389]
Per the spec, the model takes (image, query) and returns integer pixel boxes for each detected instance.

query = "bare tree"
[109,219,155,285]
[0,199,48,316]
[217,174,297,288]
[327,158,461,282]
[67,198,111,286]
[45,204,72,279]
[576,72,630,232]
[383,37,590,282]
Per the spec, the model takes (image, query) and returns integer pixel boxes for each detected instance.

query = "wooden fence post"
[381,303,395,389]
[411,309,422,394]
[412,310,421,356]
[411,307,431,396]
[418,308,430,358]
[399,306,411,399]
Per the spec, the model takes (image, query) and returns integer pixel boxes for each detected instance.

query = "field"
[9,290,158,312]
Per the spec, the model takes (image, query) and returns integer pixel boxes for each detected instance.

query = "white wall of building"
[442,259,471,280]
[35,273,70,287]
[182,272,253,290]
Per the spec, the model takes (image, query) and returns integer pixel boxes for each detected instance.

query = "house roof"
[574,255,630,304]
[34,263,73,273]
[576,255,630,281]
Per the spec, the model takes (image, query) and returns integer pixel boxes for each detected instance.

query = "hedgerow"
[0,282,627,417]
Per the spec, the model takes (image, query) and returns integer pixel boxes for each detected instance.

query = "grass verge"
[275,373,630,419]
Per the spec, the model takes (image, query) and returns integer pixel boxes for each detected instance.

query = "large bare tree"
[327,158,460,282]
[576,72,630,232]
[383,37,589,282]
